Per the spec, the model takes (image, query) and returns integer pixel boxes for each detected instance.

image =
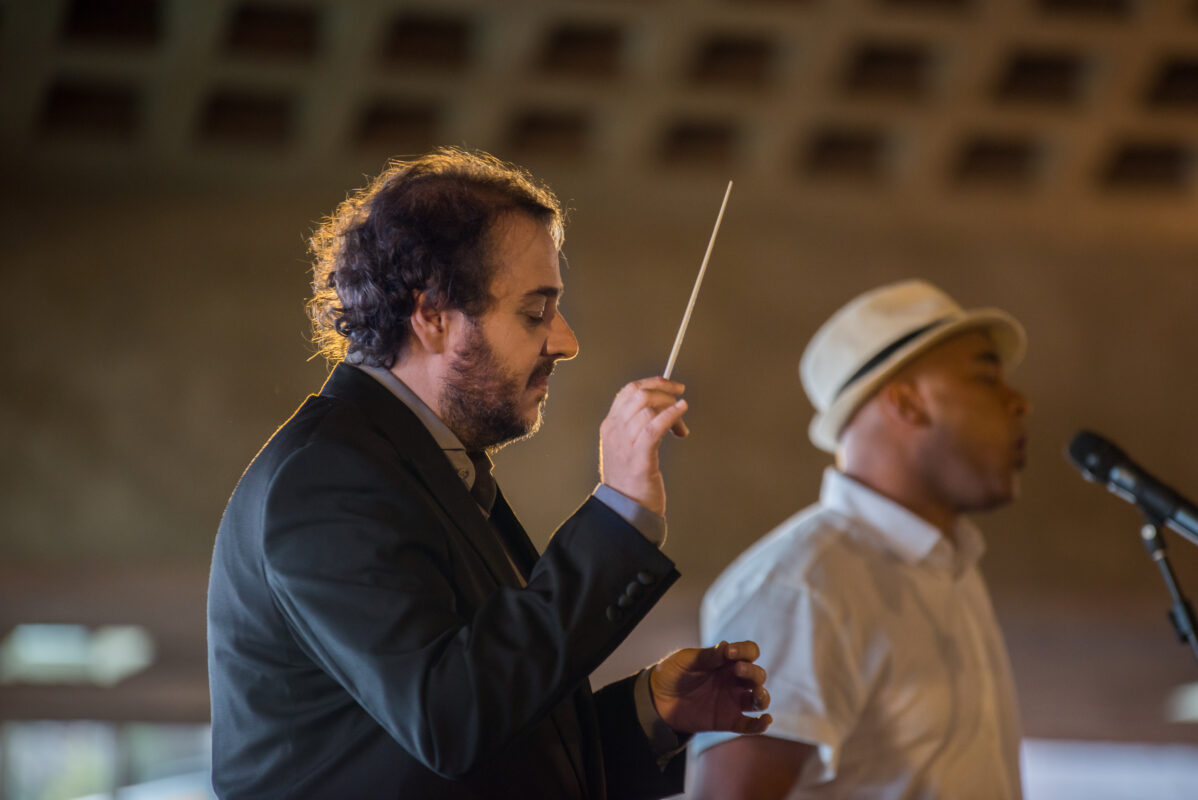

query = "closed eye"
[523,297,558,326]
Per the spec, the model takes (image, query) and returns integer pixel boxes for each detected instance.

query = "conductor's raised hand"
[649,640,772,735]
[599,377,689,516]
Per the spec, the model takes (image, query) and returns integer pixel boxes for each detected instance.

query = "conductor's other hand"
[649,641,773,735]
[599,377,689,517]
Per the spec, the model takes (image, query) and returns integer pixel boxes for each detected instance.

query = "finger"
[674,641,729,672]
[755,685,771,711]
[609,387,687,428]
[670,417,690,438]
[637,400,688,448]
[626,400,684,444]
[740,684,770,712]
[624,386,687,415]
[613,378,685,408]
[733,661,767,686]
[632,376,686,396]
[725,640,761,663]
[733,713,773,735]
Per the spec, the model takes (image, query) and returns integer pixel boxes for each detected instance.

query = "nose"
[547,311,580,361]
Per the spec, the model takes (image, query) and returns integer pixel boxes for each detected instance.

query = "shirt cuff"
[634,667,689,770]
[592,484,667,547]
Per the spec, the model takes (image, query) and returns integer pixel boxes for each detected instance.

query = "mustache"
[529,360,556,384]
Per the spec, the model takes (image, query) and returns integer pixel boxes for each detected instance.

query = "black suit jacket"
[207,364,685,798]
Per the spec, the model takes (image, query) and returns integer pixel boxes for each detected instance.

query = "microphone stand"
[1138,512,1198,666]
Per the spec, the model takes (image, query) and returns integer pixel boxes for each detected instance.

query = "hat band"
[834,318,949,400]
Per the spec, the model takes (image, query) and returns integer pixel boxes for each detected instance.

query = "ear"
[408,291,451,355]
[878,379,930,430]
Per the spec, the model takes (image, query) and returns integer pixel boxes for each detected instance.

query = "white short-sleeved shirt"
[691,469,1023,799]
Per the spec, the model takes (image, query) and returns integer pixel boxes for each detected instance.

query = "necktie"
[467,450,497,514]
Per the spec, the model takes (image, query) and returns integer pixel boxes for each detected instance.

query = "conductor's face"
[441,212,580,451]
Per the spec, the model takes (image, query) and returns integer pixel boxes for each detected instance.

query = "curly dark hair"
[308,147,565,367]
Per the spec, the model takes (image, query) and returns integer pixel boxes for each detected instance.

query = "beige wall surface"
[3,164,1198,742]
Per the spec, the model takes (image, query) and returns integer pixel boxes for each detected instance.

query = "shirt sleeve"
[593,483,667,547]
[631,666,692,769]
[689,570,867,785]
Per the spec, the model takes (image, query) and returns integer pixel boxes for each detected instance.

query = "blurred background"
[3,0,1198,797]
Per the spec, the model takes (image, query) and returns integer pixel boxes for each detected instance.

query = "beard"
[441,320,555,452]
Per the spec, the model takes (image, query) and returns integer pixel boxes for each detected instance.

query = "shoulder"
[701,503,889,629]
[244,386,425,496]
[222,390,440,552]
[703,505,846,600]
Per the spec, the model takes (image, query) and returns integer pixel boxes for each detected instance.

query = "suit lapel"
[490,489,539,580]
[492,488,600,798]
[319,364,524,589]
[320,364,596,797]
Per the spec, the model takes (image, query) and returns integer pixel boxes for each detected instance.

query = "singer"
[205,148,770,799]
[690,280,1030,799]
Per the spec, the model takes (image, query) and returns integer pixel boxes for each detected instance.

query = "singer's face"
[439,212,580,451]
[909,330,1029,512]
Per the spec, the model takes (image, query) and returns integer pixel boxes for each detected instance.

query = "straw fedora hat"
[800,279,1026,453]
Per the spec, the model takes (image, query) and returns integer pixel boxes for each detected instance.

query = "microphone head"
[1066,430,1127,483]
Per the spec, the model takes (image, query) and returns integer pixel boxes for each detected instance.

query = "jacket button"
[625,581,643,598]
[605,605,622,622]
[636,571,656,586]
[617,593,635,609]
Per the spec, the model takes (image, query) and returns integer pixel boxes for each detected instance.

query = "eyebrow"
[523,287,562,301]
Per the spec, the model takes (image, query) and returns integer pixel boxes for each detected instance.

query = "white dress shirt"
[692,468,1023,799]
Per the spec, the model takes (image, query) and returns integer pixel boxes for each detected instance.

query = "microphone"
[1066,430,1198,544]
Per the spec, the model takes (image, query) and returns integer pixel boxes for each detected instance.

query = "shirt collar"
[355,364,489,491]
[819,468,986,575]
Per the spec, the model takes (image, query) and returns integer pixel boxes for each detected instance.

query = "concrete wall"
[3,165,1197,741]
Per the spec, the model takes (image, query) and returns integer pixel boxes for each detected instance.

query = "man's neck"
[389,357,445,423]
[839,464,959,543]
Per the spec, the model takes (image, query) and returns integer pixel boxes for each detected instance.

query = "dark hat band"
[834,318,949,400]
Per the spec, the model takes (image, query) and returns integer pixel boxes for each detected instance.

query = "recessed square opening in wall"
[720,0,815,7]
[952,135,1043,187]
[995,50,1088,105]
[657,120,739,168]
[223,3,321,61]
[1145,57,1198,110]
[690,34,776,89]
[842,42,934,100]
[39,78,141,141]
[802,127,891,182]
[506,109,592,158]
[1036,0,1135,19]
[877,0,976,13]
[536,22,624,79]
[381,13,472,72]
[1101,141,1193,190]
[354,100,440,153]
[61,0,160,48]
[197,89,295,148]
